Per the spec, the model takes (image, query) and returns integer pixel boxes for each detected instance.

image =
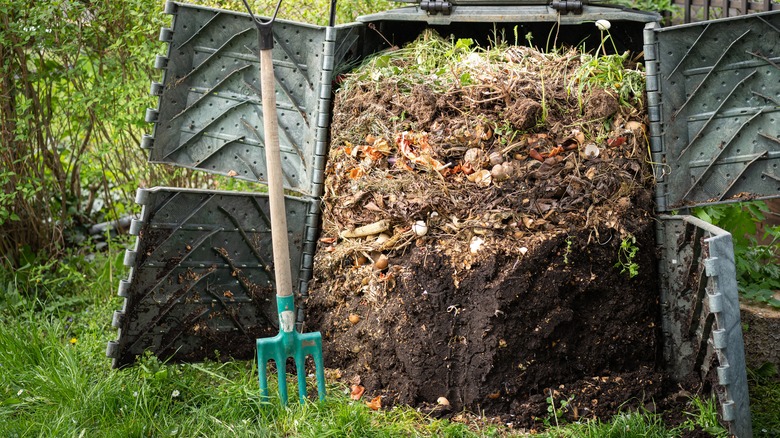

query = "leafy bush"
[0,0,167,266]
[693,202,780,308]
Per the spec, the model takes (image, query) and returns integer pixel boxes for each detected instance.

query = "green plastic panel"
[358,4,658,25]
[106,188,320,368]
[645,11,780,211]
[144,2,362,196]
[657,215,751,438]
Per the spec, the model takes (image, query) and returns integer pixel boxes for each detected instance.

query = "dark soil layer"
[307,207,674,427]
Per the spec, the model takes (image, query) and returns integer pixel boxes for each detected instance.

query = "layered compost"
[307,31,676,426]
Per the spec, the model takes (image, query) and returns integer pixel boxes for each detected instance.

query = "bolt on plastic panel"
[145,2,362,196]
[647,11,780,211]
[107,187,319,368]
[656,215,751,438]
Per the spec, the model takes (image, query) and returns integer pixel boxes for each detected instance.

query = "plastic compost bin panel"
[145,2,362,196]
[106,187,319,368]
[358,4,658,26]
[657,215,751,438]
[647,11,780,211]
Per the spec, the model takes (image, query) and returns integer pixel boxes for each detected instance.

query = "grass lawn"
[1,244,773,437]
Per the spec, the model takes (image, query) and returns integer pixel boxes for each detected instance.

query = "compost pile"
[307,31,679,428]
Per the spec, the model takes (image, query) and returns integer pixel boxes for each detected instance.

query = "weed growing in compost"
[571,52,646,110]
[563,236,574,264]
[544,390,575,428]
[615,234,640,278]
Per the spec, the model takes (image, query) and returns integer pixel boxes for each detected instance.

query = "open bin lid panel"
[647,11,780,211]
[146,2,362,196]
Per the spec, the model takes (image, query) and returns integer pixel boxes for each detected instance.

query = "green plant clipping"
[615,234,640,278]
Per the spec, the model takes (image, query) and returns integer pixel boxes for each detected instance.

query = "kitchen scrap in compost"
[306,31,704,428]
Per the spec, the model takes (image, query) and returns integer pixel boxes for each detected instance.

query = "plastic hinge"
[648,105,660,123]
[319,81,332,100]
[721,400,735,422]
[652,159,664,183]
[645,56,658,76]
[317,102,330,128]
[717,364,731,385]
[154,55,169,70]
[644,41,657,62]
[311,182,323,199]
[150,82,164,96]
[303,253,314,269]
[106,340,119,359]
[420,0,453,15]
[647,90,659,107]
[145,108,159,123]
[311,166,325,190]
[135,188,150,205]
[141,134,154,150]
[322,54,335,73]
[163,0,177,14]
[645,74,658,92]
[298,279,309,297]
[118,279,131,297]
[650,136,663,154]
[112,311,124,329]
[305,224,318,243]
[703,257,718,277]
[325,26,337,42]
[712,328,727,349]
[655,193,666,212]
[313,154,326,170]
[123,250,137,267]
[708,292,723,313]
[159,27,173,42]
[129,218,143,236]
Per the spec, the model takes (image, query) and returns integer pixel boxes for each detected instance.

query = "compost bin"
[108,3,780,436]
